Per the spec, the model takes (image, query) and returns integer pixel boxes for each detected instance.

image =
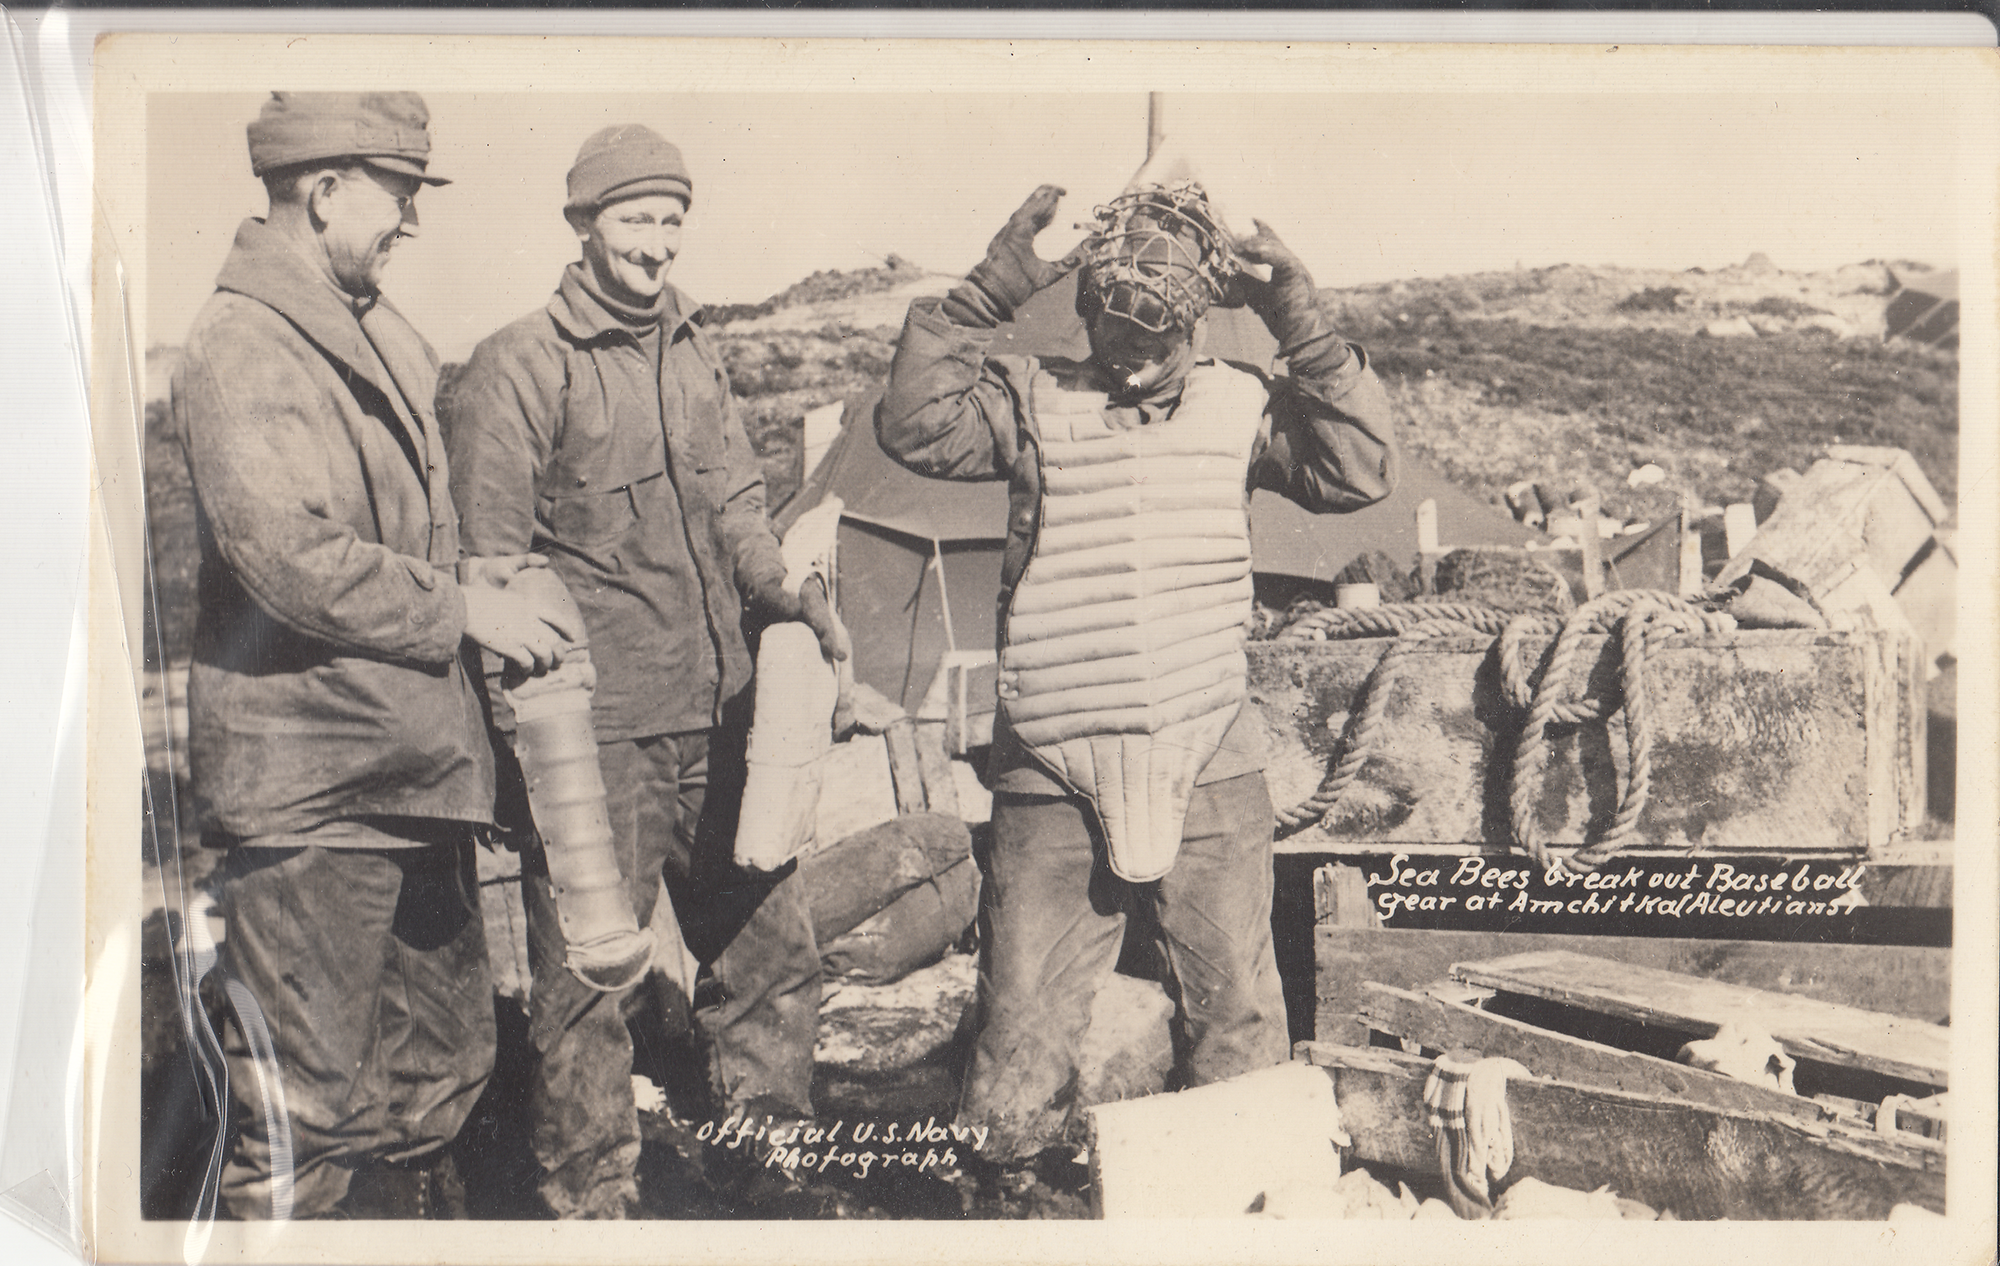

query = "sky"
[148,91,1960,364]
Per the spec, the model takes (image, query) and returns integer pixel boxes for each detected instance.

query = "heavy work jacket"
[877,296,1399,796]
[173,219,493,841]
[443,265,789,742]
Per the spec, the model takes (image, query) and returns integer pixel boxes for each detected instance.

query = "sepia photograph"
[81,33,1994,1265]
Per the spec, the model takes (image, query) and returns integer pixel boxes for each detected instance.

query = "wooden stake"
[1575,493,1605,599]
[1415,497,1439,595]
[1724,501,1759,559]
[1680,514,1705,596]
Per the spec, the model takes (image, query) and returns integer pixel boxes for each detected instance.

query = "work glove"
[1229,219,1351,377]
[460,554,584,676]
[800,578,860,738]
[942,184,1086,328]
[795,575,853,670]
[747,573,852,668]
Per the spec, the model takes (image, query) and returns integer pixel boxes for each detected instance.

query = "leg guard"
[734,497,846,871]
[734,623,839,871]
[502,569,656,993]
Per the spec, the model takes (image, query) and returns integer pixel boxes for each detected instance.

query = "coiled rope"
[1273,591,1736,871]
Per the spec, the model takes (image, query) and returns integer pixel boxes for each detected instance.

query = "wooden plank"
[1451,949,1947,1088]
[1314,928,1953,1051]
[1289,1043,1437,1173]
[1356,981,1827,1122]
[800,813,972,943]
[1679,522,1704,596]
[1295,1042,1944,1221]
[911,721,960,819]
[1311,863,1379,930]
[882,717,928,816]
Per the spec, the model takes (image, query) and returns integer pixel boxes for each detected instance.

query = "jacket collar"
[548,261,703,344]
[213,218,436,482]
[217,219,387,360]
[1089,355,1216,424]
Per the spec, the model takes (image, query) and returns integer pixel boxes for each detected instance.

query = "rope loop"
[1273,617,1480,835]
[1274,587,1737,869]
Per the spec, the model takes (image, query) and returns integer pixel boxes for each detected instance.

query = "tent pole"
[1147,92,1165,160]
[931,536,958,654]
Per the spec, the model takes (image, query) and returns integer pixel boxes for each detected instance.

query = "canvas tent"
[777,273,1534,717]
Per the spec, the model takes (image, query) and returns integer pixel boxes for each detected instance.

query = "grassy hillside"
[716,322,900,510]
[1354,312,1956,524]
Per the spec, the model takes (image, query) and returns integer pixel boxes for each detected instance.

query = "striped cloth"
[1423,1049,1533,1219]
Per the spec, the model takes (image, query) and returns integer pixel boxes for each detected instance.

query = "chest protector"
[1000,362,1268,881]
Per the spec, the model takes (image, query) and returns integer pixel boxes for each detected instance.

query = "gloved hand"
[461,551,562,598]
[460,554,585,675]
[463,584,580,677]
[943,184,1086,327]
[748,573,852,667]
[795,575,853,669]
[800,578,859,736]
[1230,219,1350,376]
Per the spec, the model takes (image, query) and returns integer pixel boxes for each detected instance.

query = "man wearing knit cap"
[444,124,842,1217]
[173,92,578,1219]
[878,178,1398,1172]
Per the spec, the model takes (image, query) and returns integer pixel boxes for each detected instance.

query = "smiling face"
[575,194,687,307]
[1086,310,1199,398]
[316,164,423,296]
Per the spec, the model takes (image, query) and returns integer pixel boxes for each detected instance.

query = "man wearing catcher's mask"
[877,179,1398,1165]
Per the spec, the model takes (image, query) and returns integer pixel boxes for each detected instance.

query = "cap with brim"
[362,155,450,186]
[247,91,449,185]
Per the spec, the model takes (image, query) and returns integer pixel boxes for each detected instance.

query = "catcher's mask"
[1076,180,1239,335]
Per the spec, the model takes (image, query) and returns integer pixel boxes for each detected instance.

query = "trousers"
[520,729,821,1219]
[216,829,495,1219]
[958,771,1290,1164]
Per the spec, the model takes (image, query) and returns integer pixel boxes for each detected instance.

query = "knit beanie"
[565,124,693,214]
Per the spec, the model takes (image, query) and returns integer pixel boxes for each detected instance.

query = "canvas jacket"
[442,264,789,741]
[173,218,493,840]
[877,295,1399,792]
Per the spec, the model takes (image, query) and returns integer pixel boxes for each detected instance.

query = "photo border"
[69,30,2000,1266]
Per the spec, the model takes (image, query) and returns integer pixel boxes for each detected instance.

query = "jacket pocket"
[543,474,655,550]
[691,462,733,515]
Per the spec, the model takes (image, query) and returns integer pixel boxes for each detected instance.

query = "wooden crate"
[1250,625,1926,856]
[1297,942,1951,1220]
[1296,1038,1944,1220]
[1718,446,1949,598]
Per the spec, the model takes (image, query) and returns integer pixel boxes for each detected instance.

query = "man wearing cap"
[877,181,1398,1169]
[173,92,578,1219]
[443,125,840,1217]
